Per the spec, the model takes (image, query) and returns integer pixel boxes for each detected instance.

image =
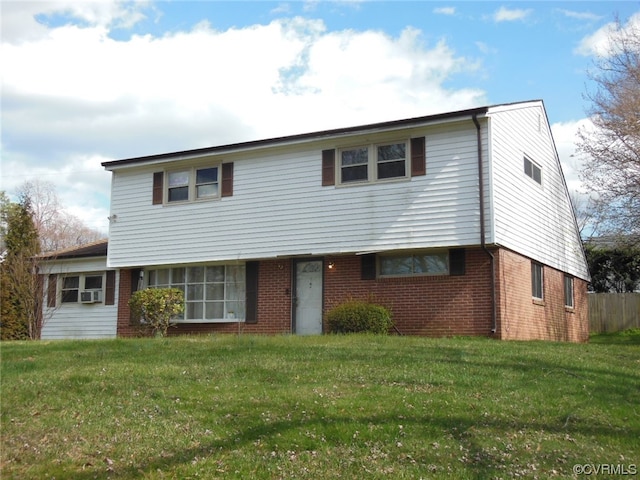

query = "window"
[339,141,408,184]
[60,274,104,304]
[167,166,219,203]
[379,251,449,277]
[377,143,407,179]
[531,262,544,300]
[524,156,542,184]
[84,275,103,290]
[168,170,189,202]
[147,264,246,322]
[341,147,369,183]
[564,275,574,308]
[61,276,80,303]
[196,167,218,199]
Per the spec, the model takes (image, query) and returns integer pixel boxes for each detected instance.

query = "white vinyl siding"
[489,103,589,280]
[106,121,489,268]
[104,101,587,284]
[41,258,118,340]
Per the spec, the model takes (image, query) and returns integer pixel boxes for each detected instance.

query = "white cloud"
[2,3,487,235]
[433,7,455,16]
[1,0,152,43]
[493,6,533,23]
[556,9,602,22]
[550,118,593,198]
[575,12,640,57]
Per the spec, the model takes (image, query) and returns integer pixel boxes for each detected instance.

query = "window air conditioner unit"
[80,290,102,303]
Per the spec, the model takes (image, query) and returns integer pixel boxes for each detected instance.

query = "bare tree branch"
[577,15,640,238]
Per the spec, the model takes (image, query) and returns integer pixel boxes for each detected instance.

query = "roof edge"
[102,104,496,169]
[39,239,108,260]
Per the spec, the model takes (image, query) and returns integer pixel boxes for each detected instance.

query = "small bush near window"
[326,300,393,334]
[129,288,184,337]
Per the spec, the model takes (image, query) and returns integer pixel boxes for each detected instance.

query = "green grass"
[1,333,639,479]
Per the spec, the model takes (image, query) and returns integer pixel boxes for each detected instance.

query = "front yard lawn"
[2,333,639,479]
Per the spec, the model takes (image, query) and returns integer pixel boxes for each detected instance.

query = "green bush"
[128,288,184,337]
[326,300,393,334]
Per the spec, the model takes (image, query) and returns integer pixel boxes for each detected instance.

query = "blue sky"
[2,1,639,233]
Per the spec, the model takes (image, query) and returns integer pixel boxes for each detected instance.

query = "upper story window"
[322,138,424,187]
[339,141,408,184]
[153,163,233,205]
[524,156,542,185]
[167,166,219,203]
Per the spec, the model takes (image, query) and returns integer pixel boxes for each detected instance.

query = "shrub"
[326,300,393,334]
[128,288,184,337]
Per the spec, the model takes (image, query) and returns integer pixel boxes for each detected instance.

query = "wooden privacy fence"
[589,293,640,333]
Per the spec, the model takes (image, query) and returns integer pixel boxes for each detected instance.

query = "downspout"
[472,114,497,335]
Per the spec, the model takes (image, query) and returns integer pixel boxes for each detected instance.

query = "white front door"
[294,259,323,335]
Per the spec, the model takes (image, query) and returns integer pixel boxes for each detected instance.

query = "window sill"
[565,306,575,313]
[174,319,245,324]
[335,176,411,188]
[163,197,221,206]
[532,298,545,307]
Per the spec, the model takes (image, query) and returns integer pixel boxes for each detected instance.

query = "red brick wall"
[116,249,588,342]
[116,269,137,337]
[495,248,588,342]
[324,249,495,337]
[116,261,294,337]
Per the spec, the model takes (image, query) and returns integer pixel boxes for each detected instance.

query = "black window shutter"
[322,149,336,186]
[361,254,377,280]
[105,271,116,305]
[130,269,142,293]
[410,137,426,177]
[129,269,142,324]
[245,261,259,324]
[221,162,234,197]
[47,274,57,308]
[449,248,466,276]
[152,172,164,205]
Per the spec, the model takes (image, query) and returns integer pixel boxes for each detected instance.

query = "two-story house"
[42,100,590,341]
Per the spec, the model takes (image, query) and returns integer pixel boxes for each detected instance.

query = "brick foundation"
[495,248,588,342]
[324,249,495,337]
[115,247,588,342]
[117,260,294,337]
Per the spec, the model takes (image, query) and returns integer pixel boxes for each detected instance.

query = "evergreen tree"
[584,242,640,293]
[1,194,42,340]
